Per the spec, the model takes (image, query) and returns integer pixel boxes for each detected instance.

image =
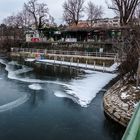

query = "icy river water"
[0,59,125,140]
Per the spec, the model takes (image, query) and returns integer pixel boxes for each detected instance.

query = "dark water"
[0,61,125,140]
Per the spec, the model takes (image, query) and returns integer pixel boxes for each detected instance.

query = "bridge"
[122,102,140,140]
[11,48,117,60]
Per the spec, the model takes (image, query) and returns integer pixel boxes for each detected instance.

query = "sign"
[31,38,40,42]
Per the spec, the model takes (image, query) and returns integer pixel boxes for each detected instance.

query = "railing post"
[71,57,73,64]
[70,58,72,67]
[96,51,97,57]
[61,57,63,65]
[44,49,47,55]
[54,56,55,64]
[86,60,88,69]
[103,62,105,72]
[77,59,79,67]
[94,61,96,70]
[62,57,64,65]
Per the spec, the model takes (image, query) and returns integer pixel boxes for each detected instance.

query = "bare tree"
[63,0,85,25]
[24,0,50,30]
[118,27,140,80]
[86,1,103,27]
[3,11,32,29]
[107,0,140,26]
[18,8,33,28]
[3,15,19,27]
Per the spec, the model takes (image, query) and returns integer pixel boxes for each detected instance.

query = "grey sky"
[0,0,114,24]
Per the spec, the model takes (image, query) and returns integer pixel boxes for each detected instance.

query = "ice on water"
[0,59,117,107]
[64,71,116,107]
[29,84,42,90]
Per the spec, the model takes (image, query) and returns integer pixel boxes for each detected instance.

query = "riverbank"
[103,79,140,127]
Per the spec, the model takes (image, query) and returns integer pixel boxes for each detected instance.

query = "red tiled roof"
[67,22,90,31]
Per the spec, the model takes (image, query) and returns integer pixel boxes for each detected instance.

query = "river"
[0,59,125,140]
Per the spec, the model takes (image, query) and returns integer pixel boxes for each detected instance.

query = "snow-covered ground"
[119,84,140,108]
[0,59,117,107]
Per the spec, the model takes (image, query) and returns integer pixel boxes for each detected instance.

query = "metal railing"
[122,102,140,140]
[11,48,117,58]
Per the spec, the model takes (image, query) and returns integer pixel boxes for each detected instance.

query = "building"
[25,30,47,42]
[63,17,121,42]
[92,17,120,28]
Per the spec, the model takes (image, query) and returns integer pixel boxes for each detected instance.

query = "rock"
[120,113,126,119]
[111,96,116,101]
[114,112,120,119]
[108,108,114,114]
[122,103,129,111]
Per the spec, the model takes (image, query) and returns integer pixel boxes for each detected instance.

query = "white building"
[92,17,120,27]
[25,30,47,42]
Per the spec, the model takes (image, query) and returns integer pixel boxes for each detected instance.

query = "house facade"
[63,17,121,42]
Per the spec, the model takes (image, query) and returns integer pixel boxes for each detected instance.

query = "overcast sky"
[0,0,115,25]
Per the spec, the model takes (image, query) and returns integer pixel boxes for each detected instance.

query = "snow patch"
[37,59,119,72]
[121,92,129,99]
[28,84,42,90]
[65,72,117,107]
[54,91,68,98]
[54,90,80,105]
[25,58,35,62]
[133,102,139,108]
[109,63,119,71]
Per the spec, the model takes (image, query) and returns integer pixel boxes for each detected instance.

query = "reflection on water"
[29,90,46,108]
[0,60,125,140]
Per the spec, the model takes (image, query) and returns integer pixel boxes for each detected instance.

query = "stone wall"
[103,81,135,127]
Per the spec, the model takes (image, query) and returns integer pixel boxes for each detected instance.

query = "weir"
[10,48,119,73]
[35,59,117,73]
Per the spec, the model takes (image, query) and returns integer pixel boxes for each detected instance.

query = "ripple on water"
[0,94,30,112]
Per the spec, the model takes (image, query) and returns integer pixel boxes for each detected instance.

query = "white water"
[0,59,117,107]
[0,94,30,112]
[29,84,42,90]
